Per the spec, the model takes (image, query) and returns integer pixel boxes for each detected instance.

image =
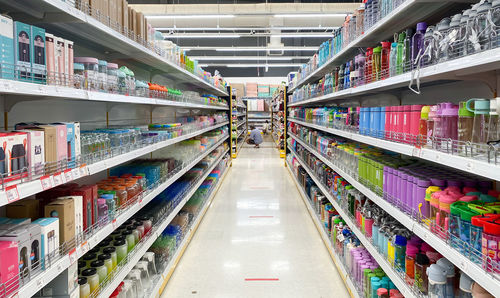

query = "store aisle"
[162,140,349,298]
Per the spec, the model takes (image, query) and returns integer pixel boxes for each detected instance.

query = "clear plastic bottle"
[427,264,448,298]
[447,14,462,60]
[487,98,500,143]
[411,23,427,68]
[458,101,474,156]
[389,42,398,77]
[436,18,451,63]
[396,32,406,75]
[492,0,500,49]
[475,2,493,52]
[466,99,490,148]
[79,277,90,298]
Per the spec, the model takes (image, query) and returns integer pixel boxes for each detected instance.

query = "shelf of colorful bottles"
[288,118,500,181]
[286,159,362,298]
[96,149,229,297]
[0,122,229,209]
[287,0,479,93]
[146,162,230,298]
[288,46,500,107]
[0,78,229,110]
[288,149,417,297]
[288,132,500,295]
[14,135,228,298]
[1,0,228,96]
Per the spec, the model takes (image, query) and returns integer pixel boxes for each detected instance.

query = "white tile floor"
[161,140,349,298]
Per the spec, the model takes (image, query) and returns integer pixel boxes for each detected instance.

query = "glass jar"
[138,217,152,233]
[97,199,109,226]
[98,253,113,276]
[83,253,98,267]
[103,247,118,270]
[127,226,140,244]
[107,63,118,93]
[97,60,108,92]
[117,68,127,95]
[79,277,90,298]
[78,260,87,275]
[81,268,99,293]
[135,80,149,97]
[90,259,108,284]
[122,230,136,252]
[133,221,145,239]
[113,185,128,206]
[74,57,98,91]
[73,63,85,89]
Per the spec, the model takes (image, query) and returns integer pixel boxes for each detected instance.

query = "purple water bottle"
[412,22,428,67]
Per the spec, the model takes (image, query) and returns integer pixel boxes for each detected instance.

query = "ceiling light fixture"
[213,47,317,52]
[271,33,332,38]
[274,13,347,18]
[199,63,302,67]
[155,26,339,31]
[146,14,235,19]
[164,34,240,38]
[190,56,309,61]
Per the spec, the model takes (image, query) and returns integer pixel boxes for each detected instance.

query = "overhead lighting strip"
[190,56,310,61]
[199,63,303,67]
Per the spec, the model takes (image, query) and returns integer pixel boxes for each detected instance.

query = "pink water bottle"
[439,103,459,151]
[385,106,393,140]
[409,105,424,145]
[402,105,411,143]
[395,106,403,143]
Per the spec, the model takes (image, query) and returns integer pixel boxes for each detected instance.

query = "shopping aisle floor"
[162,139,349,298]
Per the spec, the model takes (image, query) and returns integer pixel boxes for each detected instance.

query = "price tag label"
[3,80,12,91]
[112,219,117,229]
[53,172,64,186]
[79,164,88,177]
[80,241,89,255]
[138,198,143,208]
[68,248,77,264]
[5,185,20,203]
[40,175,52,190]
[64,169,73,182]
[71,168,81,180]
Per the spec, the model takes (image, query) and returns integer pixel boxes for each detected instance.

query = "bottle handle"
[465,98,479,113]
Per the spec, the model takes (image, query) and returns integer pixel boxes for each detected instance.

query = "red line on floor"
[244,278,279,281]
[249,216,274,218]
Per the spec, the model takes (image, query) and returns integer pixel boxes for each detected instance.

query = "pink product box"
[0,241,19,296]
[51,124,68,166]
[17,130,44,176]
[0,132,29,183]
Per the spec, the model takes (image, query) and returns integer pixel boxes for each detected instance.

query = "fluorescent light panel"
[274,13,347,18]
[147,14,235,19]
[164,34,240,38]
[164,33,331,38]
[199,63,302,67]
[156,26,339,31]
[214,47,317,52]
[191,56,309,61]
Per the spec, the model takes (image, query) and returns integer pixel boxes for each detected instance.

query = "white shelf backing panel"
[287,151,416,297]
[147,163,230,298]
[0,79,229,110]
[0,122,229,208]
[289,46,500,107]
[98,150,229,298]
[288,133,500,295]
[0,0,228,96]
[15,135,229,298]
[286,161,360,298]
[288,118,500,181]
[288,0,478,93]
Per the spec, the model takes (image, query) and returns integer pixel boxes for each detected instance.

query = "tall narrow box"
[116,0,123,28]
[45,33,56,85]
[122,0,129,32]
[32,218,59,269]
[74,122,81,161]
[0,241,19,296]
[30,25,46,83]
[70,186,93,231]
[18,129,44,176]
[44,197,74,246]
[58,195,82,240]
[55,37,66,86]
[14,21,32,81]
[0,15,14,79]
[65,40,74,86]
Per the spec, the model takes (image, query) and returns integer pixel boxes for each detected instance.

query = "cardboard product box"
[30,25,46,83]
[39,259,78,296]
[131,9,137,38]
[0,241,19,296]
[122,0,128,32]
[102,0,109,22]
[0,15,14,79]
[231,83,245,99]
[0,132,29,183]
[14,21,31,81]
[24,223,41,272]
[32,217,59,269]
[57,195,82,239]
[116,0,122,27]
[55,37,66,86]
[0,226,31,285]
[45,33,56,85]
[17,129,44,176]
[70,187,92,231]
[6,199,39,221]
[65,40,74,87]
[44,197,74,245]
[52,122,75,167]
[46,124,68,168]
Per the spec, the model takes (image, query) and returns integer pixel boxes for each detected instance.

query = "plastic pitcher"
[466,99,490,149]
[458,101,474,155]
[486,98,500,143]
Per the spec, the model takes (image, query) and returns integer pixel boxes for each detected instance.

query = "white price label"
[40,175,53,190]
[71,168,81,180]
[3,81,12,91]
[64,169,73,182]
[112,219,117,230]
[5,185,19,203]
[79,165,88,177]
[80,241,89,255]
[68,248,77,264]
[53,172,65,186]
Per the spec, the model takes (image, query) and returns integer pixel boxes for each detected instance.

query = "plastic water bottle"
[411,22,428,68]
[389,42,398,77]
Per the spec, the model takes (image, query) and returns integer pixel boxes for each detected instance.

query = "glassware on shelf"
[74,57,98,91]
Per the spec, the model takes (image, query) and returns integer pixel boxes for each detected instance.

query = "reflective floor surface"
[162,140,349,298]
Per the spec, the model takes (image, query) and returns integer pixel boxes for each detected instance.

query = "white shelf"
[146,163,230,298]
[289,46,500,106]
[289,133,500,295]
[0,122,229,208]
[236,104,247,109]
[289,118,500,181]
[98,150,229,298]
[237,130,245,138]
[286,160,361,298]
[237,121,246,128]
[0,0,228,96]
[16,136,228,298]
[287,0,477,93]
[0,79,229,110]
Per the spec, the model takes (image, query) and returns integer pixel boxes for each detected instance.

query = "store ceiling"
[130,1,361,77]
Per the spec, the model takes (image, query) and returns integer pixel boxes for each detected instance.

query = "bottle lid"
[477,2,492,13]
[391,42,398,48]
[436,258,455,277]
[459,273,473,293]
[373,46,382,53]
[103,247,116,254]
[440,103,459,116]
[90,259,104,268]
[420,105,431,119]
[394,235,407,246]
[74,57,98,64]
[490,98,499,116]
[458,102,474,117]
[377,288,388,296]
[81,268,97,276]
[436,18,451,31]
[484,220,500,235]
[416,253,431,265]
[381,41,391,48]
[398,32,406,42]
[83,253,97,261]
[98,60,108,66]
[416,22,427,32]
[494,0,500,8]
[426,264,448,283]
[78,277,88,285]
[480,194,498,203]
[74,63,85,71]
[98,253,112,261]
[78,260,86,268]
[113,239,126,246]
[107,63,118,69]
[467,99,490,115]
[424,26,435,38]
